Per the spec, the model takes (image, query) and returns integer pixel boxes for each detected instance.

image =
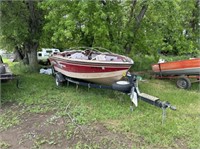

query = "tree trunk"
[13,46,23,62]
[27,43,38,71]
[23,42,38,71]
[23,52,29,65]
[28,50,37,71]
[127,0,137,24]
[124,1,148,54]
[24,1,41,71]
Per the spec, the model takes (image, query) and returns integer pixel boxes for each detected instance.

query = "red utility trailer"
[152,58,200,89]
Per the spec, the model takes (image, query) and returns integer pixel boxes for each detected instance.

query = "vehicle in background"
[37,48,60,62]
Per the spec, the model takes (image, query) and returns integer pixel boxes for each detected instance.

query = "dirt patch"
[0,103,189,149]
[0,112,59,149]
[0,104,136,149]
[171,138,188,149]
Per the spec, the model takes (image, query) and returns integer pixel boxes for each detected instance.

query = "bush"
[160,54,199,62]
[130,54,158,72]
[12,62,35,74]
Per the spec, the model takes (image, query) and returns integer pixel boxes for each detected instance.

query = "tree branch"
[128,0,137,24]
[124,1,148,54]
[136,4,148,26]
[100,0,114,42]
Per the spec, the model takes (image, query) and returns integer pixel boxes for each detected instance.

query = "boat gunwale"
[152,58,200,66]
[50,55,134,65]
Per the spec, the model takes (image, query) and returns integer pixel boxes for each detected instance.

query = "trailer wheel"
[52,65,56,77]
[112,81,132,93]
[176,76,191,89]
[55,72,65,86]
[55,77,63,86]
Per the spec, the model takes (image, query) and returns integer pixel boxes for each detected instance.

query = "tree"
[0,0,44,71]
[141,0,199,55]
[38,0,199,72]
[0,0,198,73]
[39,0,148,54]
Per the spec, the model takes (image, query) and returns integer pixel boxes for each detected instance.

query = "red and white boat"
[48,47,133,85]
[152,58,200,76]
[48,48,177,109]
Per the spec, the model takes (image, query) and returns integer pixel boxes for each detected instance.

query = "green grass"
[0,62,200,148]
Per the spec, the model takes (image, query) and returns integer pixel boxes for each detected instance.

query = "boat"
[48,48,177,112]
[152,58,200,76]
[48,47,134,85]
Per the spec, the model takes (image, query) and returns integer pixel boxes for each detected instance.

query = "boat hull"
[54,66,128,85]
[152,58,200,76]
[50,56,133,85]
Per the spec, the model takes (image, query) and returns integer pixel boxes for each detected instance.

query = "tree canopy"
[40,0,199,55]
[0,0,199,70]
[0,0,43,70]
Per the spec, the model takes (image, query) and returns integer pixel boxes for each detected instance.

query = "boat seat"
[69,53,88,60]
[92,55,106,61]
[105,56,118,61]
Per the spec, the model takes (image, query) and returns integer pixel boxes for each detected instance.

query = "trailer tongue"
[127,74,176,110]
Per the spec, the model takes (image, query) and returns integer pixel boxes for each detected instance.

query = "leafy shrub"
[160,54,199,62]
[130,54,158,71]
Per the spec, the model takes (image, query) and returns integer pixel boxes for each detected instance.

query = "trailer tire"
[55,72,65,86]
[176,76,191,89]
[55,77,63,86]
[112,81,132,93]
[52,65,56,77]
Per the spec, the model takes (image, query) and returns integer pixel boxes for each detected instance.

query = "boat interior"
[56,50,130,62]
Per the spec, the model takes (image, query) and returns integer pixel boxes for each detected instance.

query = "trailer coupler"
[130,87,176,109]
[138,92,176,110]
[130,85,176,124]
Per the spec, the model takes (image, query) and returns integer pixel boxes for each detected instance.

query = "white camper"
[37,48,60,61]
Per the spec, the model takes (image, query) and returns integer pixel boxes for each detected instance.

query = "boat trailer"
[55,72,176,122]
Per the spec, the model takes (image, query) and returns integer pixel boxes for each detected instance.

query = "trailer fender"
[112,81,132,93]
